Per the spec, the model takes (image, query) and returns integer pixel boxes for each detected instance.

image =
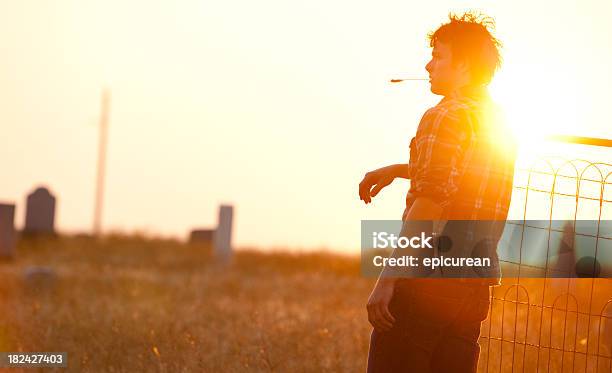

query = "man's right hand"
[359,164,409,204]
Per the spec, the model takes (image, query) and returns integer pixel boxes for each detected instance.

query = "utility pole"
[93,89,110,236]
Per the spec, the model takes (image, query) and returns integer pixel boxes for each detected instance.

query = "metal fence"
[479,136,612,372]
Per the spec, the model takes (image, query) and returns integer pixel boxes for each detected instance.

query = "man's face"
[425,41,469,96]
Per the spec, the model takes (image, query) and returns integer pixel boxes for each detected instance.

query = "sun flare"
[491,63,581,139]
[489,54,583,161]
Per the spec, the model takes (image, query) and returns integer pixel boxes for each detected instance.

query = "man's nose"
[425,61,432,73]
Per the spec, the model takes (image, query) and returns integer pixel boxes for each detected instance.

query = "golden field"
[0,236,372,372]
[0,235,610,372]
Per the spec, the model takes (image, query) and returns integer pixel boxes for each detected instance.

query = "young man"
[358,13,516,372]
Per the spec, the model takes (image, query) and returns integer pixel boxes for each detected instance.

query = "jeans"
[367,279,491,373]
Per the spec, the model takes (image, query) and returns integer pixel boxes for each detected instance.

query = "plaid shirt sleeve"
[410,105,471,208]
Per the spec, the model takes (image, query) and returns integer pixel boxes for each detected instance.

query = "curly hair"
[428,12,502,85]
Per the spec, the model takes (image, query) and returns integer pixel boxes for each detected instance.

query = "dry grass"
[0,235,373,372]
[0,235,610,372]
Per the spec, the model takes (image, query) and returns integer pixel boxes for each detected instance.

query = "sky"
[1,0,611,251]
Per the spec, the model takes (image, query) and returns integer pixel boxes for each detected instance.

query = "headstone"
[549,223,577,292]
[0,203,16,258]
[189,229,215,244]
[552,222,576,277]
[214,205,233,262]
[23,266,57,294]
[24,186,56,235]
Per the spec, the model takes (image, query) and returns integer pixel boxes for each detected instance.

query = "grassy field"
[0,235,611,372]
[0,236,373,372]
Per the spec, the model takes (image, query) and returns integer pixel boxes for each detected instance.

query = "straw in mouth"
[389,78,428,83]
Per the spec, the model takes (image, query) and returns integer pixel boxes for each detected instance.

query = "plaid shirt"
[408,86,516,220]
[405,86,517,285]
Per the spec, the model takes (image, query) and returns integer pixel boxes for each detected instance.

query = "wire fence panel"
[479,140,612,373]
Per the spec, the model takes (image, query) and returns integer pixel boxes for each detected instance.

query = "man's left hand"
[366,278,397,332]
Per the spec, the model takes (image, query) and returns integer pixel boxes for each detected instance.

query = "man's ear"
[455,59,472,83]
[456,60,471,76]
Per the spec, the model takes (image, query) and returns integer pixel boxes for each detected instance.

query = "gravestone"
[190,229,215,244]
[23,266,57,294]
[24,186,56,235]
[552,222,576,277]
[0,203,16,258]
[214,205,233,262]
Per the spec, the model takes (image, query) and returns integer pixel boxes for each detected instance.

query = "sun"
[488,55,582,160]
[490,52,583,162]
